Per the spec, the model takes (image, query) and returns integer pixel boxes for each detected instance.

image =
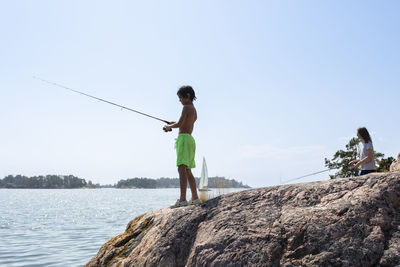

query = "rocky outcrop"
[390,160,400,172]
[86,173,400,266]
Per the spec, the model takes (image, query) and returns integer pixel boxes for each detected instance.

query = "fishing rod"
[33,76,172,131]
[281,168,335,184]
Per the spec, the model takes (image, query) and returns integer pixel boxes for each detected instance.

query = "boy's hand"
[163,121,175,132]
[163,125,172,132]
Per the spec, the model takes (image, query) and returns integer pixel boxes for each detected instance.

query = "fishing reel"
[163,121,173,132]
[163,126,172,132]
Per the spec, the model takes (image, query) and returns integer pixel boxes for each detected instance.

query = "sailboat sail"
[199,157,208,191]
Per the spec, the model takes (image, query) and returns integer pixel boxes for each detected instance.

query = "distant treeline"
[0,175,250,189]
[117,177,250,189]
[0,175,95,189]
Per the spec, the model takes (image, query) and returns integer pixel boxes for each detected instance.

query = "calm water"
[0,188,243,267]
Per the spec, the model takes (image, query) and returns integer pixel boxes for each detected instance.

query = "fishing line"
[33,76,172,130]
[281,168,335,184]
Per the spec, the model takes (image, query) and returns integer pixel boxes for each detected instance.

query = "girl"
[349,127,376,175]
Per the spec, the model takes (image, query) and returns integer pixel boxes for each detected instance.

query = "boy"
[164,85,201,208]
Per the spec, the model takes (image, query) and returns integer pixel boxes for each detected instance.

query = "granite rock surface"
[86,172,400,266]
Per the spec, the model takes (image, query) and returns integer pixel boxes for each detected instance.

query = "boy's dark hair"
[177,85,196,101]
[357,127,372,143]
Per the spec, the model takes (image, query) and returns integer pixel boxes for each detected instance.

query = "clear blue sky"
[1,1,399,188]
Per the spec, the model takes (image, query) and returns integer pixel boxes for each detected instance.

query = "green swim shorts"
[176,133,196,169]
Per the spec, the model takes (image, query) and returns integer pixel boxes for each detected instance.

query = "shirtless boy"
[164,85,201,208]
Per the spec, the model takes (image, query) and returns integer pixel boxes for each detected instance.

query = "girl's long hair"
[357,127,372,143]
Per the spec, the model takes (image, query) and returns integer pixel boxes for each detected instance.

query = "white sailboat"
[199,157,210,191]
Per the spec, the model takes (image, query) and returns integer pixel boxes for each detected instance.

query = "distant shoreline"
[0,175,251,189]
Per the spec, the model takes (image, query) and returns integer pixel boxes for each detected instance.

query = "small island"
[116,177,250,189]
[0,175,95,189]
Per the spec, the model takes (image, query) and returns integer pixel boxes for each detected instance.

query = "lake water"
[0,188,244,266]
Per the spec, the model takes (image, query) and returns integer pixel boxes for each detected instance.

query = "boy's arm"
[164,106,188,131]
